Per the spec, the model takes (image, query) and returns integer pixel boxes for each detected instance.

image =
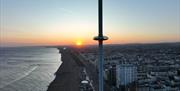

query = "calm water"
[0,47,62,91]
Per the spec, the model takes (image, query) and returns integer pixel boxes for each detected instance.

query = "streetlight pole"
[94,0,108,91]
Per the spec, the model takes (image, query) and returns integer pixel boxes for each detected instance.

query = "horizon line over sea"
[0,41,180,48]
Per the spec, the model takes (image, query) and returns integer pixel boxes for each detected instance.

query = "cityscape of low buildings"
[79,43,180,91]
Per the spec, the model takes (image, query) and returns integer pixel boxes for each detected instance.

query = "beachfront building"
[116,64,137,90]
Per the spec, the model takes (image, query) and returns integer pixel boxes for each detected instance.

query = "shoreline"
[47,47,100,91]
[47,48,83,91]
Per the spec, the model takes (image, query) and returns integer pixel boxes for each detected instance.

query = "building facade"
[116,64,137,88]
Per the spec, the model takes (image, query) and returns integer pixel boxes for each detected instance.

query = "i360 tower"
[94,0,108,91]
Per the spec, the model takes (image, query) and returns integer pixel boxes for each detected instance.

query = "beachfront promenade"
[47,48,98,91]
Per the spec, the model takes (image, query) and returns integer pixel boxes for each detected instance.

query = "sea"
[0,47,62,91]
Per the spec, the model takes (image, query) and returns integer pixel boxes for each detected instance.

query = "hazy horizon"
[0,0,180,47]
[0,41,179,48]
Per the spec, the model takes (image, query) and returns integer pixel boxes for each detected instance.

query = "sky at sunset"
[0,0,180,47]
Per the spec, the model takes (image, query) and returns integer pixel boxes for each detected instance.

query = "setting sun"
[76,41,82,46]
